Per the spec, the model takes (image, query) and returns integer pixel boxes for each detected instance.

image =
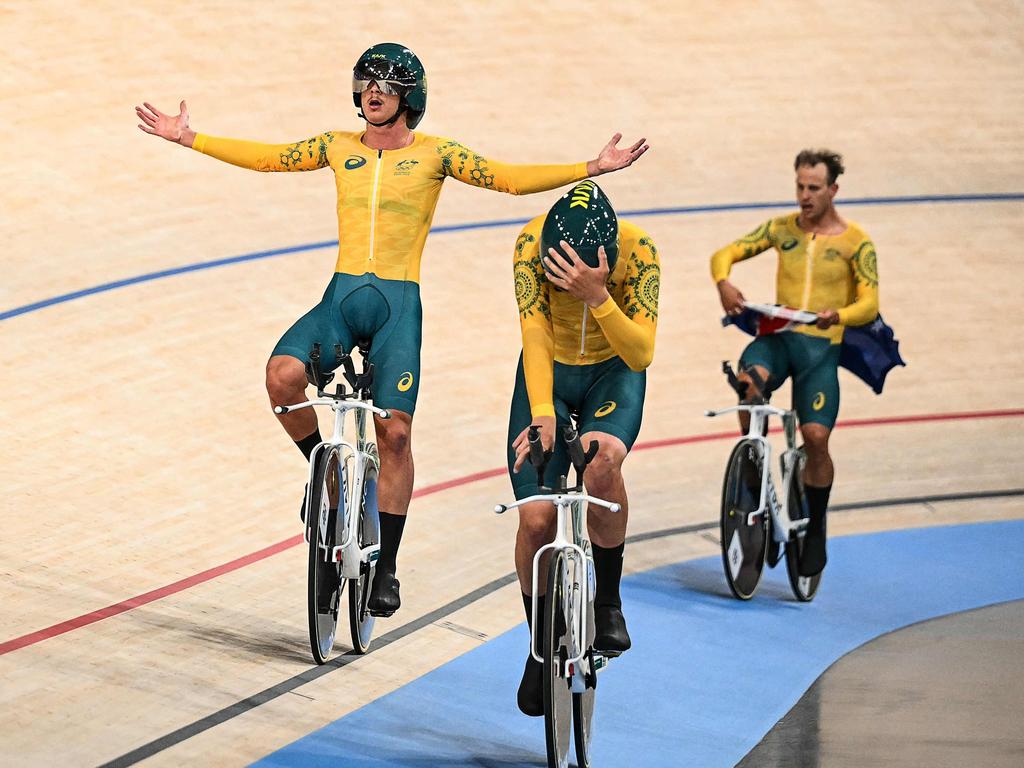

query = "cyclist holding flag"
[711,149,881,578]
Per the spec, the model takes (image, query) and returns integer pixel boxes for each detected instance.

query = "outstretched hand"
[136,100,196,147]
[588,133,649,176]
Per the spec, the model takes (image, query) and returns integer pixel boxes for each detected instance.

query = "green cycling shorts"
[739,332,841,429]
[506,354,646,500]
[272,272,422,414]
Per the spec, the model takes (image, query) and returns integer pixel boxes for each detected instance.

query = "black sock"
[294,428,323,462]
[377,511,407,574]
[804,483,832,530]
[592,542,625,609]
[523,592,545,656]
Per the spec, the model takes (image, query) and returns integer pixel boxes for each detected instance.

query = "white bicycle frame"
[275,397,389,579]
[495,493,620,682]
[705,403,807,543]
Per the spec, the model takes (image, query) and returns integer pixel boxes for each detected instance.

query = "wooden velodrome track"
[2,1,1022,765]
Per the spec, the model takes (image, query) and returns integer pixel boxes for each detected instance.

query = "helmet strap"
[358,102,408,128]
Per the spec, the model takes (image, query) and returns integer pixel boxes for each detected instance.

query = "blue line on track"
[3,193,1022,323]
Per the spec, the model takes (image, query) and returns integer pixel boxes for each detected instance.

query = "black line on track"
[100,487,1024,767]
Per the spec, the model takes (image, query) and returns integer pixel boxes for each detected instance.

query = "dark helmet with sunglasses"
[352,43,427,129]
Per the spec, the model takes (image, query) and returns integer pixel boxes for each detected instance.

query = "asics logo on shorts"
[812,392,826,411]
[595,401,617,417]
[344,155,367,170]
[397,372,414,392]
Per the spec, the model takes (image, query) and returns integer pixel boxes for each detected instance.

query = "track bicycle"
[274,342,390,662]
[495,422,621,768]
[706,361,822,601]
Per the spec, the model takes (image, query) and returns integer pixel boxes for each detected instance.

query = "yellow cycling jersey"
[191,131,589,283]
[710,212,879,343]
[514,216,660,418]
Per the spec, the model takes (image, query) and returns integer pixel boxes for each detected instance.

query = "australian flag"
[723,309,906,394]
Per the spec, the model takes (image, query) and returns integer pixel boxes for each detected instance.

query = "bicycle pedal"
[367,608,395,618]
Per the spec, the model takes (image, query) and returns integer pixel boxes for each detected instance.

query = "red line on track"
[3,407,1021,656]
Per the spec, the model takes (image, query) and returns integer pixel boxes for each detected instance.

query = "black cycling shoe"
[367,570,401,616]
[517,653,544,717]
[594,605,631,656]
[798,511,827,577]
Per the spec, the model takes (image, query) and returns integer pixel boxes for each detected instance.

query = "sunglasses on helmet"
[352,59,414,97]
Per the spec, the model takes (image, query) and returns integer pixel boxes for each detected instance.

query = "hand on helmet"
[543,242,611,308]
[588,133,649,176]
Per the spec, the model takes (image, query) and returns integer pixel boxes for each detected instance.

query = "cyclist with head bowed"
[507,181,660,715]
[136,43,648,617]
[711,148,881,579]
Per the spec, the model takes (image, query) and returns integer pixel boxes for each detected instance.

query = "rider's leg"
[266,355,321,449]
[515,500,556,717]
[735,364,772,434]
[581,432,632,653]
[799,422,833,576]
[367,408,413,615]
[789,335,841,576]
[737,335,788,433]
[267,355,323,522]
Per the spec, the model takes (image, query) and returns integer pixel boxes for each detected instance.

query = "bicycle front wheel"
[784,454,823,602]
[348,454,379,654]
[544,549,573,768]
[720,439,769,600]
[307,446,346,665]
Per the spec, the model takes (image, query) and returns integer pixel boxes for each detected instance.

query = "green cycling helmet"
[352,43,427,128]
[540,181,619,274]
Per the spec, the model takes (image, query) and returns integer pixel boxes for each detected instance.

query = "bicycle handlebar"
[274,399,390,419]
[495,494,621,515]
[705,403,790,419]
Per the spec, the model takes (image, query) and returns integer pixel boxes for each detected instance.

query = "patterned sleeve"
[437,139,587,196]
[837,239,880,326]
[514,227,556,418]
[191,132,336,172]
[591,234,660,371]
[710,219,776,282]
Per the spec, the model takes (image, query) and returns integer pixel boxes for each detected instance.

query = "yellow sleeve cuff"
[530,404,556,418]
[589,296,618,319]
[191,133,207,152]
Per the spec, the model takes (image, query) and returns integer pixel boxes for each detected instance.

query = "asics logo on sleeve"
[397,372,414,392]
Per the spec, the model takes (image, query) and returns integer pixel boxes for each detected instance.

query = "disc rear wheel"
[785,453,823,601]
[348,457,379,653]
[720,439,769,600]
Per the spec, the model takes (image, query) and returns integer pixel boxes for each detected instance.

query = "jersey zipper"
[800,233,817,309]
[578,304,589,359]
[367,149,384,262]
